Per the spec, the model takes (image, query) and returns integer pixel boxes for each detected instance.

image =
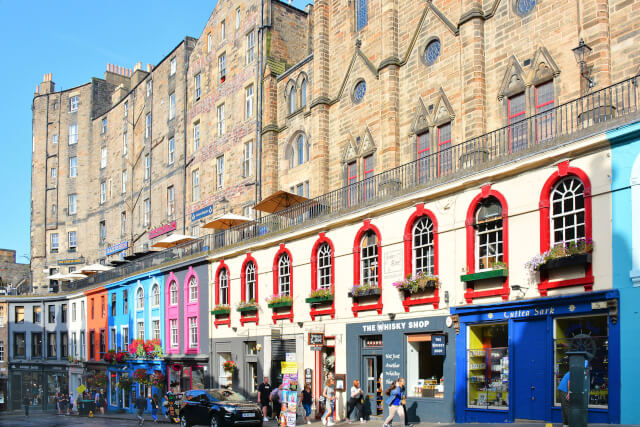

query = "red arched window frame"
[213,261,231,328]
[271,243,294,323]
[309,233,336,320]
[239,253,259,326]
[402,204,440,311]
[351,219,383,316]
[464,185,510,303]
[538,161,593,295]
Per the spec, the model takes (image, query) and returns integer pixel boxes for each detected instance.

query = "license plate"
[242,412,254,418]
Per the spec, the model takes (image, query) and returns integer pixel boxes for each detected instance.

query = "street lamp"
[572,39,595,88]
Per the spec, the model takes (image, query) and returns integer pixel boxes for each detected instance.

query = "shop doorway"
[513,319,547,420]
[362,355,382,416]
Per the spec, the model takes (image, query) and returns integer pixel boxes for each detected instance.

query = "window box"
[460,269,508,282]
[211,306,231,316]
[538,253,592,273]
[348,287,382,299]
[237,304,259,313]
[267,301,293,309]
[305,295,334,304]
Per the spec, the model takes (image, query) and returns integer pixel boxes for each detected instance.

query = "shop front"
[345,316,455,423]
[8,362,69,411]
[210,336,265,399]
[452,290,620,424]
[165,356,209,394]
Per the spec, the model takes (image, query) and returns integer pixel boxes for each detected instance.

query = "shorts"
[303,403,312,417]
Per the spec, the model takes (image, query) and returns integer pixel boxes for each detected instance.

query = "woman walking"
[321,378,336,426]
[151,394,160,423]
[347,379,364,423]
[383,378,406,427]
[300,383,313,425]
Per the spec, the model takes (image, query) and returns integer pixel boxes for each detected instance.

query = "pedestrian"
[68,392,74,415]
[151,394,159,423]
[300,383,313,425]
[257,377,272,422]
[98,388,106,414]
[383,378,406,427]
[401,383,409,426]
[347,379,364,424]
[55,391,61,415]
[270,384,283,422]
[558,371,571,427]
[23,390,30,416]
[321,378,335,426]
[135,393,147,425]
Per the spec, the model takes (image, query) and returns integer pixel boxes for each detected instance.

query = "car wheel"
[180,414,191,427]
[209,415,221,427]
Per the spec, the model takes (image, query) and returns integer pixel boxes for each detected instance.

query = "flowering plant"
[129,338,163,359]
[212,304,231,312]
[103,350,116,363]
[115,351,127,363]
[150,370,166,389]
[525,238,593,272]
[68,355,83,364]
[392,271,439,294]
[265,294,293,305]
[223,360,237,373]
[88,371,107,389]
[237,299,259,309]
[350,282,380,296]
[308,288,333,299]
[116,373,133,391]
[133,368,150,385]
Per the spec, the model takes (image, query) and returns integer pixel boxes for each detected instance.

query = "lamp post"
[572,39,595,89]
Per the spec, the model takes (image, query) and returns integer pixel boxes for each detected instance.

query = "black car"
[179,389,263,427]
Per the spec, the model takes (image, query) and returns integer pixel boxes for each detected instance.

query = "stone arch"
[528,47,561,86]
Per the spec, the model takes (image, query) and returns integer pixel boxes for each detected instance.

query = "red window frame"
[508,92,526,153]
[402,204,440,311]
[538,161,593,295]
[214,261,231,328]
[417,131,430,182]
[351,219,383,316]
[464,185,510,303]
[272,244,294,323]
[347,161,358,206]
[535,82,554,112]
[535,81,555,142]
[437,123,452,177]
[309,233,336,320]
[363,155,374,201]
[239,253,259,326]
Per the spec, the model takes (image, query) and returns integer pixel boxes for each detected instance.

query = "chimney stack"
[39,73,55,94]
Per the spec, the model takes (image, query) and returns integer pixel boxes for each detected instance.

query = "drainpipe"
[256,0,265,207]
[182,39,189,235]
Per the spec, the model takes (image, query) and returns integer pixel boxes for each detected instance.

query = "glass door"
[362,355,382,416]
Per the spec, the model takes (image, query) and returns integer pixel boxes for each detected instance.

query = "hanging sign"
[432,334,446,356]
[191,204,213,221]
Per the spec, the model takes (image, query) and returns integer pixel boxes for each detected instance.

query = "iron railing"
[68,76,639,291]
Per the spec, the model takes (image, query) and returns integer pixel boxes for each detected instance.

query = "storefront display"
[406,334,444,399]
[467,324,508,409]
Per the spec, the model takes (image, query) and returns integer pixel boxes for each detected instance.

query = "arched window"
[300,79,307,108]
[152,283,160,306]
[245,261,256,302]
[361,231,379,286]
[286,145,295,169]
[218,268,229,305]
[317,243,332,289]
[550,177,585,245]
[136,287,144,310]
[169,281,178,305]
[297,134,305,165]
[474,197,504,271]
[413,216,434,275]
[278,253,291,296]
[288,86,296,114]
[189,276,198,302]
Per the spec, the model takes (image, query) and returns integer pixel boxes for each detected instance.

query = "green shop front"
[8,362,69,411]
[452,290,619,423]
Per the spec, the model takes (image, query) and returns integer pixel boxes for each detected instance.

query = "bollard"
[567,351,589,427]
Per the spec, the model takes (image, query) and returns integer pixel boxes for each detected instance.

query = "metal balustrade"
[67,76,639,292]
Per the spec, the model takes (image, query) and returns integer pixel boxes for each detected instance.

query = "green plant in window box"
[211,304,231,316]
[525,238,593,272]
[349,282,381,298]
[392,271,439,295]
[305,288,334,303]
[266,294,293,308]
[237,299,260,313]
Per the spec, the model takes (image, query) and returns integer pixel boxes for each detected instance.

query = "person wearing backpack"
[383,378,406,427]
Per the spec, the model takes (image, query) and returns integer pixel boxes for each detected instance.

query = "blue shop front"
[345,315,456,423]
[106,359,166,413]
[451,290,620,424]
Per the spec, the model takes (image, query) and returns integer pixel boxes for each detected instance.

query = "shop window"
[406,334,444,398]
[550,177,585,245]
[192,366,205,389]
[554,315,608,407]
[218,352,232,387]
[467,323,509,409]
[474,197,504,271]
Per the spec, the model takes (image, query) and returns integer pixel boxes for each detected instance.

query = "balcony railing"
[68,76,639,292]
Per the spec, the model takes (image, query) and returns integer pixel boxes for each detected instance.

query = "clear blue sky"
[0,0,309,265]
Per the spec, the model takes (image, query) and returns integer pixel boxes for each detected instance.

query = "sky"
[0,0,310,266]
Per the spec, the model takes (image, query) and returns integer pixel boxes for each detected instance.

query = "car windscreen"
[209,389,247,402]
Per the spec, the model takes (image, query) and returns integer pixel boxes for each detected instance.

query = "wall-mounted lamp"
[232,326,238,333]
[297,322,304,328]
[388,313,396,321]
[572,39,595,88]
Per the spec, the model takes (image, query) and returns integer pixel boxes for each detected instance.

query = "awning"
[109,260,129,266]
[46,273,67,280]
[203,213,254,230]
[151,234,195,248]
[253,190,310,213]
[78,263,112,274]
[60,273,88,281]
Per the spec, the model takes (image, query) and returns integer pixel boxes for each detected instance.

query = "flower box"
[460,269,508,282]
[211,308,231,316]
[268,301,293,309]
[348,287,382,298]
[538,253,592,273]
[400,280,439,295]
[305,295,334,304]
[237,305,259,313]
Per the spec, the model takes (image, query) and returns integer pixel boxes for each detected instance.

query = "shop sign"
[432,335,446,356]
[191,204,213,221]
[58,257,84,265]
[383,353,401,386]
[106,241,128,256]
[281,361,297,374]
[309,333,324,346]
[481,301,597,322]
[360,319,430,333]
[148,221,177,239]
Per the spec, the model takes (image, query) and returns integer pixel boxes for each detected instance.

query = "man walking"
[135,393,147,425]
[257,376,272,422]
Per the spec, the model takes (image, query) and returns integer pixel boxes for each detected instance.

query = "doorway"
[362,355,383,416]
[513,319,547,420]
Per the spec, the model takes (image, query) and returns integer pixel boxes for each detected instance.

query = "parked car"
[179,389,263,427]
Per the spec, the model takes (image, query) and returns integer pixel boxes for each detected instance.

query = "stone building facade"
[0,249,30,294]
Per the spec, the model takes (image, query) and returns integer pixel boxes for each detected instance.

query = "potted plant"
[305,288,334,304]
[223,360,237,374]
[129,339,163,359]
[211,304,231,316]
[393,271,439,295]
[150,370,166,390]
[237,299,260,313]
[115,351,127,364]
[526,238,593,273]
[133,368,149,385]
[460,261,509,282]
[348,282,382,298]
[116,373,133,392]
[103,350,116,364]
[266,294,293,309]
